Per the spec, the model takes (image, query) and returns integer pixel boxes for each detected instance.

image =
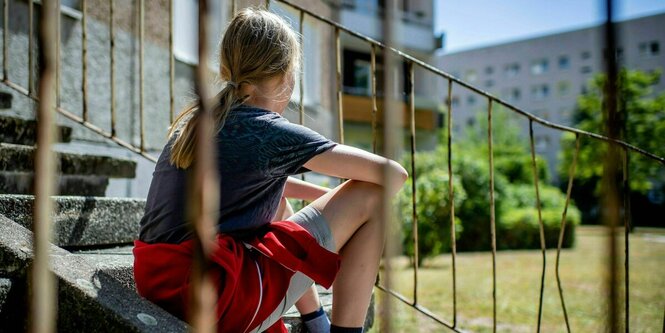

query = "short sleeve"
[264,118,337,178]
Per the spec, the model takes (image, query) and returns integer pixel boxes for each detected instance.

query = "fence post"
[31,0,58,331]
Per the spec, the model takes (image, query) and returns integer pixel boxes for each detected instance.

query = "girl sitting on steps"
[133,7,407,333]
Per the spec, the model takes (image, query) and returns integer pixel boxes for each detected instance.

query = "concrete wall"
[0,0,349,198]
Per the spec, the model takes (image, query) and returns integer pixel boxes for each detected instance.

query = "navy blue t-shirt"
[138,105,337,243]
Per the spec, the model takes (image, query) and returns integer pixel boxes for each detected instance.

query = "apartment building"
[335,0,445,152]
[437,13,665,181]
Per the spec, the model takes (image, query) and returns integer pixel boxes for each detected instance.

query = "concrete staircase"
[0,109,374,331]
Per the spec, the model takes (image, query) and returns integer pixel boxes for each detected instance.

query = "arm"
[303,144,408,195]
[283,176,330,201]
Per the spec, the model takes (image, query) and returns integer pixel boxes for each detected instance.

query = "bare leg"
[273,197,322,315]
[305,180,385,327]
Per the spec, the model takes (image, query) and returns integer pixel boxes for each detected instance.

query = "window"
[531,84,549,100]
[557,81,571,96]
[465,70,478,82]
[503,87,521,101]
[581,51,591,60]
[451,96,460,108]
[581,84,589,94]
[558,55,570,70]
[639,41,660,56]
[485,66,494,75]
[510,88,521,101]
[174,0,228,65]
[530,58,549,75]
[467,95,476,106]
[485,79,495,88]
[580,66,593,74]
[603,47,625,61]
[349,59,372,95]
[504,63,520,77]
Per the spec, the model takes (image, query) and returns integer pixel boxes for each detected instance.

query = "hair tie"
[227,81,239,89]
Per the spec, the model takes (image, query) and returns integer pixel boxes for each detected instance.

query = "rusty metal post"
[487,98,497,333]
[31,0,58,331]
[446,79,458,328]
[81,0,88,121]
[110,0,116,136]
[529,120,547,333]
[139,0,145,152]
[622,148,631,333]
[380,0,401,331]
[298,10,307,205]
[55,0,61,107]
[298,10,305,126]
[188,0,219,331]
[370,44,378,154]
[169,0,175,124]
[602,0,621,332]
[3,0,8,82]
[555,134,580,333]
[28,0,35,96]
[408,62,419,305]
[335,27,344,144]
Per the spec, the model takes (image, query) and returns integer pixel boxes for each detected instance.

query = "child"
[133,7,407,333]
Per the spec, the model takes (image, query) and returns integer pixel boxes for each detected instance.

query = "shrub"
[499,207,580,250]
[398,168,466,263]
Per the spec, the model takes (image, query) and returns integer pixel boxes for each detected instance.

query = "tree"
[559,69,665,225]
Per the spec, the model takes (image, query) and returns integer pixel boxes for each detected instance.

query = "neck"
[242,95,285,114]
[235,75,292,115]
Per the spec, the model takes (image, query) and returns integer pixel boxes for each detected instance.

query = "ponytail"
[167,83,244,169]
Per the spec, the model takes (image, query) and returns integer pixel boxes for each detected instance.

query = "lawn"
[369,226,665,332]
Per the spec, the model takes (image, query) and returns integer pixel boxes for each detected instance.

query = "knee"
[346,180,383,212]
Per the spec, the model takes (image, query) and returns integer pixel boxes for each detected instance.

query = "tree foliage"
[559,69,665,225]
[399,108,580,262]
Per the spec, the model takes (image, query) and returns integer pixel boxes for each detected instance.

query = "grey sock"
[302,307,330,333]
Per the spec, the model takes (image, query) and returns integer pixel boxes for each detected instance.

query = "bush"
[396,109,581,260]
[453,153,512,252]
[398,168,466,262]
[499,207,580,250]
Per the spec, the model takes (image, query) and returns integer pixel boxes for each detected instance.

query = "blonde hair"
[168,8,301,169]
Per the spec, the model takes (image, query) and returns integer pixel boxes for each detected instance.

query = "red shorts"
[133,221,340,333]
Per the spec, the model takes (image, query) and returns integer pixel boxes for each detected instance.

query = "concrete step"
[0,214,188,332]
[0,115,72,145]
[0,143,136,178]
[70,246,375,332]
[0,195,375,332]
[0,195,144,247]
[0,172,109,196]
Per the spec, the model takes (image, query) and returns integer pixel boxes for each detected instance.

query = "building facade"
[335,0,444,152]
[1,0,441,197]
[437,13,665,182]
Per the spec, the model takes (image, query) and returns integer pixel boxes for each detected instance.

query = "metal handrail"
[1,0,662,332]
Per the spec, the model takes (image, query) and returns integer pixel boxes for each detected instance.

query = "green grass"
[369,226,665,332]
